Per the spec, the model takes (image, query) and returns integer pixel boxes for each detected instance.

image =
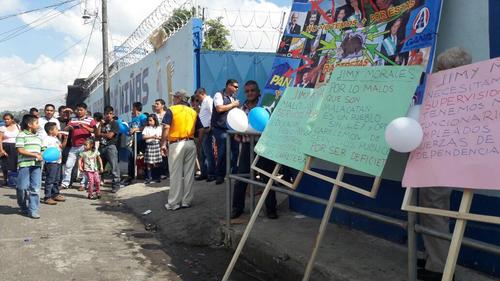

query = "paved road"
[0,185,182,281]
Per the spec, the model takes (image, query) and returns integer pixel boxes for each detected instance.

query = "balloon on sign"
[42,147,61,162]
[248,107,270,132]
[227,108,248,132]
[385,117,423,153]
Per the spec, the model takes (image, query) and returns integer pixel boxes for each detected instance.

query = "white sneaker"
[164,203,181,211]
[181,203,191,208]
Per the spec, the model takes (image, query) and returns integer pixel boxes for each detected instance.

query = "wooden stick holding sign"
[222,161,282,281]
[251,155,304,190]
[302,162,345,281]
[442,189,473,281]
[301,156,382,281]
[401,188,500,281]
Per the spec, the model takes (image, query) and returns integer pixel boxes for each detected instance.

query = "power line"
[0,1,81,44]
[78,15,97,77]
[0,5,60,37]
[0,33,91,83]
[0,0,79,21]
[0,83,65,92]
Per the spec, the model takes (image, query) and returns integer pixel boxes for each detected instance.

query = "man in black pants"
[232,156,277,219]
[123,102,147,185]
[231,81,278,219]
[96,106,121,193]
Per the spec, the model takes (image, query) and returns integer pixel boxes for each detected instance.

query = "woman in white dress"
[0,113,20,186]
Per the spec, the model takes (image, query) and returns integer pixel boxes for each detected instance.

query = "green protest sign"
[255,87,323,171]
[302,65,423,176]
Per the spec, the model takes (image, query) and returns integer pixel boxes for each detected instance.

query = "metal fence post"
[225,132,232,229]
[134,132,137,179]
[408,189,417,281]
[249,135,256,213]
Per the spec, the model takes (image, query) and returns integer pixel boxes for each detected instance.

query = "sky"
[0,0,291,112]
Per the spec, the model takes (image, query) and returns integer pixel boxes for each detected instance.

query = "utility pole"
[102,0,110,107]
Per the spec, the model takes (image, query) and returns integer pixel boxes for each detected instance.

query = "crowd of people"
[0,79,290,220]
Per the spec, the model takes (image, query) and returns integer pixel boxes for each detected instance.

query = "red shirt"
[68,117,96,147]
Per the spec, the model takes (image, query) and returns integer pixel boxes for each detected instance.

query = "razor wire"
[203,7,288,52]
[204,8,286,30]
[84,0,194,90]
[84,2,289,92]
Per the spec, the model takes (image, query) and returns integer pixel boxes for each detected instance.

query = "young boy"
[42,122,66,205]
[16,114,43,219]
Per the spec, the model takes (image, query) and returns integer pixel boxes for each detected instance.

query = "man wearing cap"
[161,90,202,211]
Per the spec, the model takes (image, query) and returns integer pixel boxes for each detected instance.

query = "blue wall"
[199,50,276,101]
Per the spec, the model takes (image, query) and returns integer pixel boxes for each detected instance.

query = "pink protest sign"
[403,57,500,190]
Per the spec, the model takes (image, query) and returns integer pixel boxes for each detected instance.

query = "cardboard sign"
[403,58,500,189]
[255,87,323,171]
[303,65,422,176]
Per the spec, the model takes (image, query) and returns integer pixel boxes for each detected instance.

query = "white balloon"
[385,117,423,153]
[406,105,421,120]
[227,108,249,132]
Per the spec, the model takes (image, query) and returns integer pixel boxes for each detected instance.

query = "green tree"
[202,17,231,51]
[162,8,195,37]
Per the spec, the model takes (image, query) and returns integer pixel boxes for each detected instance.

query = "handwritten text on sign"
[303,66,423,176]
[255,87,323,171]
[403,58,500,189]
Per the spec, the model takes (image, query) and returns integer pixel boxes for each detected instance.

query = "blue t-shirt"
[129,113,147,141]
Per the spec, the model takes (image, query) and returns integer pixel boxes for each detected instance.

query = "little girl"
[142,115,162,184]
[79,139,103,199]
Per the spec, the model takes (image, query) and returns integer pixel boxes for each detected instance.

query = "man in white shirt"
[38,104,61,138]
[194,88,215,182]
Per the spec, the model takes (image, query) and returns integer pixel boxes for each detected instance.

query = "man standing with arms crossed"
[161,90,200,211]
[96,106,121,193]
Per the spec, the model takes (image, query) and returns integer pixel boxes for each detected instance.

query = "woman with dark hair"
[0,113,20,186]
[334,5,350,22]
[142,114,162,184]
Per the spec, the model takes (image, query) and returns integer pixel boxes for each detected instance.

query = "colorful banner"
[260,0,442,107]
[303,65,422,176]
[403,58,500,190]
[255,87,323,170]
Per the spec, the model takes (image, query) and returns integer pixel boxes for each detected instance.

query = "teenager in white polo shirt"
[194,88,216,182]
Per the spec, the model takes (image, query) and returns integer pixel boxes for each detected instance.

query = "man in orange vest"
[160,90,201,211]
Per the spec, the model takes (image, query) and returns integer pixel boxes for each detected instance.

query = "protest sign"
[403,58,500,189]
[303,65,422,176]
[255,87,323,171]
